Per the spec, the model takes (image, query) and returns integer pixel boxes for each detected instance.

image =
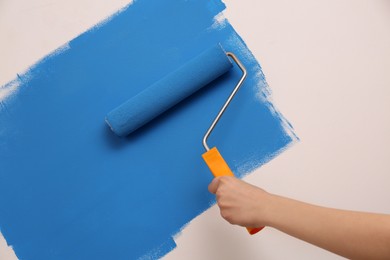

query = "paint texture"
[0,0,296,259]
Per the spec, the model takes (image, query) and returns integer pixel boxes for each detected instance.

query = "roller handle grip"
[202,147,264,235]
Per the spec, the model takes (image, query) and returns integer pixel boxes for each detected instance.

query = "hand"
[208,176,271,227]
[209,176,390,260]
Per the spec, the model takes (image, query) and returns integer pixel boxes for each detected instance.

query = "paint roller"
[105,44,264,235]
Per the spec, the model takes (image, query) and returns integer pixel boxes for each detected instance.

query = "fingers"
[207,176,269,227]
[208,176,236,194]
[208,177,220,194]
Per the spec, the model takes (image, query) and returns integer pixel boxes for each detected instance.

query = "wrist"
[260,193,286,228]
[251,190,278,227]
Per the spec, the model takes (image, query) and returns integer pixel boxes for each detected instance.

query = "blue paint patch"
[0,0,295,259]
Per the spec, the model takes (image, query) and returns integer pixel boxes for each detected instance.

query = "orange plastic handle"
[202,147,264,235]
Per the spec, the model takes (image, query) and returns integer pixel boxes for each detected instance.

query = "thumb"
[208,177,220,194]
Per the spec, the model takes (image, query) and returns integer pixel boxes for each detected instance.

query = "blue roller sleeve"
[105,44,233,136]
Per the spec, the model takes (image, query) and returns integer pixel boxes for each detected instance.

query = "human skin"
[208,176,390,260]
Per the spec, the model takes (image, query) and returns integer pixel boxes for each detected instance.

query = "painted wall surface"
[0,0,295,259]
[2,0,390,259]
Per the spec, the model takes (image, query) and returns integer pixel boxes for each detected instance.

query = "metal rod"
[202,52,247,151]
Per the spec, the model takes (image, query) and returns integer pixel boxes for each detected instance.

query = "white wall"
[1,0,390,259]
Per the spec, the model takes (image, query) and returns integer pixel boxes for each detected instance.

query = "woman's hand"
[208,176,272,228]
[208,176,390,260]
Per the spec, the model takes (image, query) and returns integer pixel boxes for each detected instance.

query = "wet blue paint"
[0,0,295,259]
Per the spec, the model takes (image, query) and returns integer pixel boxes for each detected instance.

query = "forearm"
[264,194,390,259]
